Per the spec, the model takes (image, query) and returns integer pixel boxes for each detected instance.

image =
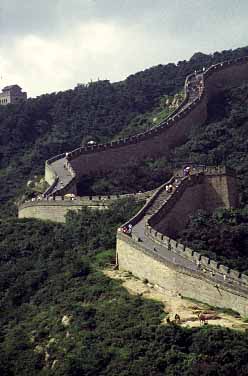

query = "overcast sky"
[0,0,247,97]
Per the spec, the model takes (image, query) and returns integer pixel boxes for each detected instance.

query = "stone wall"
[18,191,151,223]
[205,60,248,97]
[204,173,239,209]
[45,162,58,187]
[116,167,248,315]
[44,56,248,196]
[19,202,85,223]
[151,169,239,238]
[117,234,248,316]
[69,98,207,178]
[144,225,248,288]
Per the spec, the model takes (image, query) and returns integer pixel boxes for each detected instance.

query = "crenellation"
[229,270,241,279]
[169,239,178,249]
[176,243,185,252]
[199,255,210,266]
[18,56,248,315]
[209,260,219,270]
[241,274,248,285]
[117,235,248,316]
[192,251,201,262]
[184,247,194,258]
[219,265,230,275]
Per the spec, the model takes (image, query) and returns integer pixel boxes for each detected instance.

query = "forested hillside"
[1,200,248,375]
[1,45,248,217]
[79,83,248,200]
[2,46,248,375]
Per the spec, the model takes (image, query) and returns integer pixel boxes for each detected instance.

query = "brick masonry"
[18,56,248,315]
[117,236,248,317]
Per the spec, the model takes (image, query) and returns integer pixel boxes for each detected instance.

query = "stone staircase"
[146,185,174,216]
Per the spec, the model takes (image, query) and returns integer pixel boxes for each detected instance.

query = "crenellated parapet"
[144,226,248,291]
[18,190,153,223]
[44,55,248,197]
[19,55,248,315]
[116,166,248,316]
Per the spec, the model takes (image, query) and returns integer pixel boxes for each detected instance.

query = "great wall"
[18,56,248,316]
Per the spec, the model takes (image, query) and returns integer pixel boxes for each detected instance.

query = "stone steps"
[147,191,170,215]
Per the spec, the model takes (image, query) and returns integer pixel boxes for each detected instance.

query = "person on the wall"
[183,166,191,176]
[128,224,133,234]
[175,178,180,187]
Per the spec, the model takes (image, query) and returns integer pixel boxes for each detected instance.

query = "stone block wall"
[151,176,204,237]
[144,224,248,289]
[44,57,248,197]
[45,56,248,195]
[69,98,207,178]
[116,166,248,315]
[150,170,239,238]
[18,190,152,223]
[19,201,85,223]
[205,59,248,97]
[117,234,248,316]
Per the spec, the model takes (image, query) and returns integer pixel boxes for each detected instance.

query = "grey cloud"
[1,0,248,41]
[0,0,152,38]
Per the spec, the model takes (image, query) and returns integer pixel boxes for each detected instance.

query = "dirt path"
[104,268,248,331]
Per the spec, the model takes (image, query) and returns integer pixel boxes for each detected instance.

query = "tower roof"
[2,85,22,92]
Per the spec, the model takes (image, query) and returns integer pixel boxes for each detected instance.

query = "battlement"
[44,55,248,197]
[116,166,248,316]
[149,170,238,237]
[18,190,153,222]
[144,226,248,290]
[117,231,248,316]
[19,56,248,315]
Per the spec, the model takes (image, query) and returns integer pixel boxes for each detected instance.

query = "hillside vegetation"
[78,83,248,201]
[178,207,248,273]
[1,199,248,375]
[1,46,248,375]
[1,46,248,216]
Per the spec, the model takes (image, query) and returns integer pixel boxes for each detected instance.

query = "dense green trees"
[179,208,248,272]
[1,200,248,375]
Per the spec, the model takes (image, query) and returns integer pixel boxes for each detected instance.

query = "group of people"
[165,178,182,195]
[119,223,133,235]
[165,184,174,193]
[196,260,229,283]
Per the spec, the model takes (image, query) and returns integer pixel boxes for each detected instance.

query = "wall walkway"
[19,56,248,315]
[44,55,248,197]
[117,167,248,316]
